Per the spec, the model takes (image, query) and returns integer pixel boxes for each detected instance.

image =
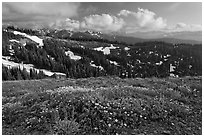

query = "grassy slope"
[2,76,202,135]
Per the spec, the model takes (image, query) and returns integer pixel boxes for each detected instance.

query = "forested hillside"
[2,26,202,80]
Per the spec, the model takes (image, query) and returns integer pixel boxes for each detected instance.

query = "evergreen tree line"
[2,28,202,81]
[2,66,46,81]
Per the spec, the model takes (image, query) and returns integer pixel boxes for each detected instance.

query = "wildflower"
[104,110,108,113]
[144,116,147,119]
[115,119,118,122]
[108,124,111,127]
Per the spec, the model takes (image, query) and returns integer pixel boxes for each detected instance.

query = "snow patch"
[156,61,163,65]
[8,44,14,54]
[164,54,171,58]
[94,47,103,51]
[124,47,130,51]
[2,56,11,60]
[2,58,66,76]
[170,64,176,72]
[170,73,178,77]
[109,60,119,66]
[65,51,81,60]
[80,45,85,49]
[47,55,55,60]
[13,31,43,47]
[149,51,153,54]
[90,61,104,70]
[94,44,119,55]
[9,39,20,43]
[2,58,34,71]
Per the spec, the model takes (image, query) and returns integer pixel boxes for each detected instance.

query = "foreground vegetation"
[2,76,202,135]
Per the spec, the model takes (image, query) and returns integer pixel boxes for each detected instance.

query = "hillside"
[2,76,202,135]
[2,26,202,81]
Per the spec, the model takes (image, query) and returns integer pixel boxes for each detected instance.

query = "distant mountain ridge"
[43,29,202,45]
[4,26,201,45]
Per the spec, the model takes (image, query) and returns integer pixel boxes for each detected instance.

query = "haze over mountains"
[2,23,202,45]
[47,28,202,45]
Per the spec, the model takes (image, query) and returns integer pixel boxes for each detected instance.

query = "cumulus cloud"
[3,3,201,35]
[118,8,167,32]
[81,14,125,32]
[2,2,80,28]
[48,14,125,33]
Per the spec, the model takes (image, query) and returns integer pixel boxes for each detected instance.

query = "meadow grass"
[2,76,202,135]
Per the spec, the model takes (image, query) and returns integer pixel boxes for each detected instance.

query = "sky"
[2,2,202,39]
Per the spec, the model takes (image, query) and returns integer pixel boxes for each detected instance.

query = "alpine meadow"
[2,2,202,135]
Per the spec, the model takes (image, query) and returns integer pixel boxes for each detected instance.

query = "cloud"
[3,3,201,35]
[2,2,80,28]
[166,23,202,32]
[118,8,167,32]
[48,14,125,33]
[81,14,125,32]
[50,18,80,30]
